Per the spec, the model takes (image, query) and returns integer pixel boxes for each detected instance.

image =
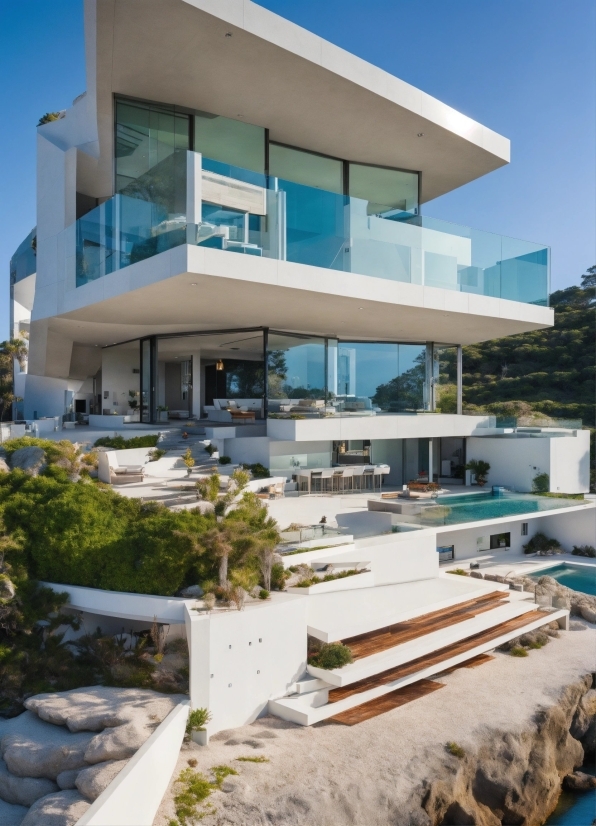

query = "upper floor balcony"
[73,150,549,307]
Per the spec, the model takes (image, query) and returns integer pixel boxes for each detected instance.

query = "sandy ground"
[153,620,596,826]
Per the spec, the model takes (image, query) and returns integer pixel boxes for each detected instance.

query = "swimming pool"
[527,564,596,597]
[405,492,587,528]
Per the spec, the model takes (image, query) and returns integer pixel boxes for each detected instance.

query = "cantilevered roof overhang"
[86,0,510,202]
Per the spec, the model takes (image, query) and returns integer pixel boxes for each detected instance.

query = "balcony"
[73,151,549,307]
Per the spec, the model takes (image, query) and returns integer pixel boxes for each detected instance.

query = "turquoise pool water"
[527,564,596,597]
[411,492,585,527]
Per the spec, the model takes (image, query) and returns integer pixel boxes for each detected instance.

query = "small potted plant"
[186,707,212,746]
[156,405,169,422]
[465,459,490,487]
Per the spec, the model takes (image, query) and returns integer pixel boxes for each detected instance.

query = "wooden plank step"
[344,592,508,660]
[329,610,549,703]
[329,680,445,725]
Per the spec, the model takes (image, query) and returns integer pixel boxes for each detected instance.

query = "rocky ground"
[0,687,185,826]
[154,618,596,826]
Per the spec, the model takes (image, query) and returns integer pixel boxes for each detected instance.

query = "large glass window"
[348,163,418,217]
[269,144,343,194]
[329,342,428,413]
[194,112,266,183]
[115,100,189,192]
[433,344,458,413]
[267,333,326,410]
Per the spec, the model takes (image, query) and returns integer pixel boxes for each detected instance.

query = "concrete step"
[269,608,567,726]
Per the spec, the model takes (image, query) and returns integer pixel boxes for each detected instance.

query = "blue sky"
[0,0,594,339]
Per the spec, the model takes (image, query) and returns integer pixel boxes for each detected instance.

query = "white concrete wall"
[101,348,140,415]
[335,531,438,584]
[549,430,590,493]
[371,438,403,484]
[185,597,307,734]
[467,436,551,492]
[467,433,590,493]
[222,436,270,467]
[23,374,84,420]
[77,701,189,826]
[539,506,596,551]
[436,517,541,559]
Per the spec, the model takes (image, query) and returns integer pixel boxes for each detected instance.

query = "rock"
[75,759,127,801]
[0,758,58,806]
[470,571,483,579]
[84,720,146,764]
[180,584,204,598]
[580,605,596,624]
[221,776,249,794]
[20,790,89,826]
[0,712,94,780]
[570,689,596,740]
[0,459,9,474]
[224,739,242,746]
[0,576,15,601]
[0,799,28,826]
[55,769,79,791]
[9,447,46,476]
[25,686,183,734]
[563,771,596,791]
[252,730,278,739]
[241,739,265,749]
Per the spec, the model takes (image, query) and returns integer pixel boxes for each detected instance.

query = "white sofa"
[97,449,149,485]
[204,399,263,422]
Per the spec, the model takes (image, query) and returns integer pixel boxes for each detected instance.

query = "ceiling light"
[190,283,197,286]
[216,359,224,371]
[230,347,239,351]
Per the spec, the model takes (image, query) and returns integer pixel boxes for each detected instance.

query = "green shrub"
[37,112,61,126]
[465,459,490,486]
[148,448,166,462]
[211,765,237,788]
[270,562,289,591]
[510,646,529,657]
[522,532,561,555]
[258,589,270,600]
[308,642,353,670]
[572,544,596,558]
[170,768,213,826]
[241,462,270,479]
[446,742,465,758]
[94,435,159,449]
[186,707,212,735]
[532,472,550,493]
[219,456,232,465]
[447,569,468,576]
[205,444,216,456]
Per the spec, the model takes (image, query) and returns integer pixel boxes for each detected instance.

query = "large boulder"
[84,720,146,764]
[9,447,46,476]
[0,759,58,807]
[20,790,89,826]
[0,458,9,474]
[55,770,79,791]
[75,759,127,801]
[24,686,182,733]
[0,712,94,781]
[563,771,596,791]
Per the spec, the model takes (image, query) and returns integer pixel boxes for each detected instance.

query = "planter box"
[287,570,374,595]
[191,729,209,746]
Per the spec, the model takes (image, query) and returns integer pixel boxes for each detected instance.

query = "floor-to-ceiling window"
[267,332,326,411]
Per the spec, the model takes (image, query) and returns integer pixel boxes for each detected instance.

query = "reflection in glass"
[348,163,418,217]
[269,144,343,194]
[194,112,265,178]
[267,333,326,411]
[433,345,458,413]
[140,339,152,423]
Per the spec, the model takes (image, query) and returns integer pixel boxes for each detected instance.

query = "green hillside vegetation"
[461,272,595,488]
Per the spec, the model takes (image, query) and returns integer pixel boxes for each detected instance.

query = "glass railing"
[73,150,550,306]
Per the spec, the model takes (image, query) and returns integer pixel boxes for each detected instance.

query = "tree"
[0,339,27,421]
[465,459,490,487]
[580,264,596,289]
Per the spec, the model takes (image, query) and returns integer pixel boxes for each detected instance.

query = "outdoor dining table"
[293,464,390,494]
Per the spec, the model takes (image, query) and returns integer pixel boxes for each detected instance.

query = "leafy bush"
[532,472,550,493]
[295,569,363,587]
[219,456,232,465]
[465,459,490,486]
[170,768,213,826]
[186,707,212,735]
[211,765,237,787]
[241,462,270,479]
[447,569,468,576]
[572,544,596,558]
[522,532,561,555]
[258,589,270,600]
[308,642,353,670]
[94,435,159,449]
[37,111,61,126]
[2,437,78,465]
[148,448,166,462]
[205,443,217,456]
[510,646,529,657]
[270,563,289,590]
[236,755,269,763]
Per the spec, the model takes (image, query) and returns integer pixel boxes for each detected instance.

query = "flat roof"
[82,0,510,202]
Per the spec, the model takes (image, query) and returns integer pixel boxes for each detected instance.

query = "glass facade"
[432,344,458,414]
[71,97,549,306]
[267,333,327,409]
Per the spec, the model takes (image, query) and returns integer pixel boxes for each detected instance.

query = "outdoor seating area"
[294,464,390,494]
[203,399,263,422]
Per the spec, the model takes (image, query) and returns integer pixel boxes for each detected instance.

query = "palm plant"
[465,459,490,487]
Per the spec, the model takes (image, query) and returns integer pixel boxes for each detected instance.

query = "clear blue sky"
[0,0,594,339]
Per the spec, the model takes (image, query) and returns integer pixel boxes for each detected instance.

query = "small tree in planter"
[183,448,195,476]
[465,459,490,487]
[186,707,212,746]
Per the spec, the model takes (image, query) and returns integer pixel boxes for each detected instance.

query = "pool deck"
[440,549,596,580]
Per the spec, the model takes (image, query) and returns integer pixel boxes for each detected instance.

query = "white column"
[428,438,434,483]
[191,350,201,419]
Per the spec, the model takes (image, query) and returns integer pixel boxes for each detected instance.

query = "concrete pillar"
[428,438,434,482]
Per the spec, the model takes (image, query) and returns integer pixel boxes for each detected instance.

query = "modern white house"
[6,2,595,805]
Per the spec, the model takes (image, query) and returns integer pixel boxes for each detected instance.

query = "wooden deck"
[343,591,508,660]
[328,610,550,703]
[329,680,445,725]
[440,653,495,674]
